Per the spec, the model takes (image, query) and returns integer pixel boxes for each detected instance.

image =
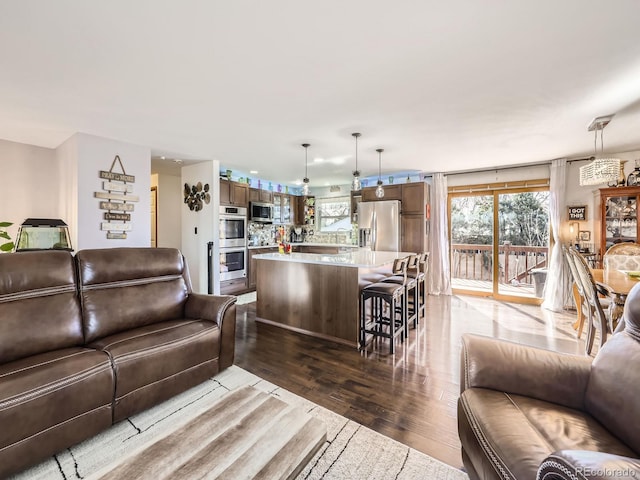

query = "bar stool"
[415,252,429,320]
[381,254,419,331]
[359,257,408,354]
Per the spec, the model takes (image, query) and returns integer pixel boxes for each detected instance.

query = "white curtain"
[428,173,452,295]
[542,159,568,311]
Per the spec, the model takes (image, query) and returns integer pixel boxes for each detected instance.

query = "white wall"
[181,160,219,294]
[56,133,151,251]
[0,138,58,242]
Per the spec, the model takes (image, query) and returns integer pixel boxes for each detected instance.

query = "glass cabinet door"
[604,195,638,250]
[273,194,282,224]
[282,195,291,224]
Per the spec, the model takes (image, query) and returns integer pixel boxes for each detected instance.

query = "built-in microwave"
[250,202,274,223]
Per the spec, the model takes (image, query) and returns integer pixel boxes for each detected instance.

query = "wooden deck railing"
[451,243,548,285]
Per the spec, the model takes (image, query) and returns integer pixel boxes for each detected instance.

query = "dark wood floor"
[233,294,583,469]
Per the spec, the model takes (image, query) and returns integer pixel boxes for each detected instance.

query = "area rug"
[11,366,467,480]
[236,291,257,305]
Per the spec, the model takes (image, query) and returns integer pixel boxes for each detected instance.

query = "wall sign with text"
[568,205,587,221]
[94,155,139,239]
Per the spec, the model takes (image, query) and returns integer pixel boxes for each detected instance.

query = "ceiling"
[2,1,640,187]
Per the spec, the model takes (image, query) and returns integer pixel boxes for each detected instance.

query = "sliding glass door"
[450,194,494,294]
[449,182,550,303]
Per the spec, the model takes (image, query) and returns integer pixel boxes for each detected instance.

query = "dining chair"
[563,245,588,339]
[570,248,612,355]
[603,242,640,272]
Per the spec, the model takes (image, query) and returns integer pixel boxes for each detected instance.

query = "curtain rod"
[421,157,593,178]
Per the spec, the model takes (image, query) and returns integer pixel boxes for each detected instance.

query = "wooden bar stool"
[381,254,418,331]
[415,252,429,320]
[359,257,408,353]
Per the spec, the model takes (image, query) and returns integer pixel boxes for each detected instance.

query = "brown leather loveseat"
[458,283,640,480]
[0,248,236,478]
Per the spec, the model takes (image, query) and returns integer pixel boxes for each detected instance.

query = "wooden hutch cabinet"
[597,186,640,258]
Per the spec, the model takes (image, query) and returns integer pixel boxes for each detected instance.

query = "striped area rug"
[12,366,467,480]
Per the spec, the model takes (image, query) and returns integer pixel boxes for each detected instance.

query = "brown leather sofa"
[0,248,237,478]
[458,284,640,480]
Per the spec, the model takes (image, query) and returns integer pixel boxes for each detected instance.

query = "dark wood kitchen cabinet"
[249,187,273,204]
[248,247,278,290]
[401,214,426,254]
[361,184,402,202]
[401,182,427,214]
[220,179,249,207]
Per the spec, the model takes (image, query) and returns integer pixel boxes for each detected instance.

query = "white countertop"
[248,243,359,250]
[253,250,415,268]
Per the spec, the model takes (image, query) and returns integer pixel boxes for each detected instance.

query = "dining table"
[573,268,640,334]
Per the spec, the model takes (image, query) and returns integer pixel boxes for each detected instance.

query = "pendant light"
[579,115,621,186]
[375,148,384,198]
[351,132,362,191]
[301,143,310,196]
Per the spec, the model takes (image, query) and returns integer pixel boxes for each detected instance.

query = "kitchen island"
[253,250,414,346]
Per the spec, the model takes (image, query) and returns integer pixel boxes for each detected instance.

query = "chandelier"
[579,115,621,186]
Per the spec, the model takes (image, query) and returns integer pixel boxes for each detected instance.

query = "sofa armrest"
[461,334,592,410]
[537,450,640,480]
[185,294,237,369]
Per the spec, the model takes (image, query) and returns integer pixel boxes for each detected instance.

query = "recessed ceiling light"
[294,180,302,185]
[160,156,166,160]
[174,159,183,164]
[250,170,258,174]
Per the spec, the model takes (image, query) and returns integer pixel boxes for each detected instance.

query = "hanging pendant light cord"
[378,149,382,181]
[355,135,358,172]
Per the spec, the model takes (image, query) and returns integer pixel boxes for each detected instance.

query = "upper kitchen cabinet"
[361,184,401,202]
[220,179,249,207]
[273,193,294,224]
[401,182,428,214]
[249,187,273,204]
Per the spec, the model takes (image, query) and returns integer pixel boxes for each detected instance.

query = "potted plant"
[0,222,14,252]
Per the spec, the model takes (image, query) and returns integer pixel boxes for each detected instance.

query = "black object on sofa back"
[0,250,84,363]
[76,248,191,343]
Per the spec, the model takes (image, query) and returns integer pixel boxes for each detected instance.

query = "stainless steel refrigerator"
[357,200,401,251]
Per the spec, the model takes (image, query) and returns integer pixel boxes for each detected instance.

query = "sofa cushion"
[0,250,83,363]
[459,388,636,480]
[0,347,114,453]
[89,319,220,421]
[76,248,190,342]
[585,330,640,454]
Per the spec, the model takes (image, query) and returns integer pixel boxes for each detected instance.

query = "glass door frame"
[448,179,550,304]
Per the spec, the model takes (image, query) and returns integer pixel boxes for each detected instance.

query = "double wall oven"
[219,206,247,281]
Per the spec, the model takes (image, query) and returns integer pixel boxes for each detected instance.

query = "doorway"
[449,180,550,303]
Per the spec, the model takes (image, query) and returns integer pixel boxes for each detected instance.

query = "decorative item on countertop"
[608,160,627,187]
[183,181,211,212]
[627,160,640,186]
[269,182,273,191]
[95,155,138,240]
[226,169,232,179]
[0,221,14,252]
[388,176,394,184]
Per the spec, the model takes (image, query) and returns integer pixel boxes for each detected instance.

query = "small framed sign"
[568,205,587,221]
